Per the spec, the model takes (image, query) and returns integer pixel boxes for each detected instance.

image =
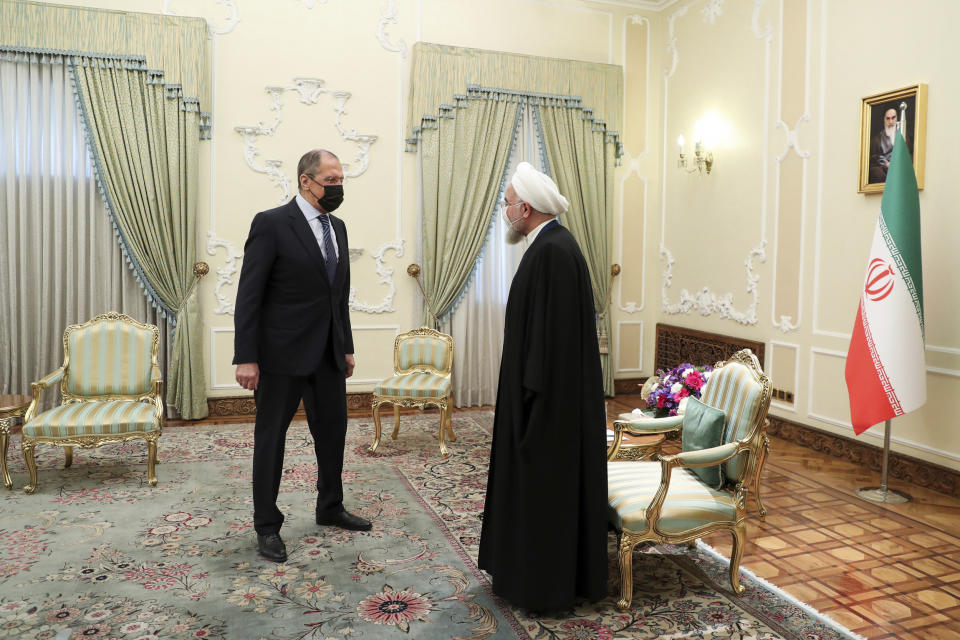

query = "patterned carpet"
[0,411,862,639]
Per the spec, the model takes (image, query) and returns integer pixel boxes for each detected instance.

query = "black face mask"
[317,184,344,213]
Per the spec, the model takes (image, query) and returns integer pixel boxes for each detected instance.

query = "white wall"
[611,0,960,471]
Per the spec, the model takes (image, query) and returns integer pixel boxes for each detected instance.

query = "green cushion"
[607,461,737,533]
[681,397,726,489]
[374,373,451,399]
[23,400,160,438]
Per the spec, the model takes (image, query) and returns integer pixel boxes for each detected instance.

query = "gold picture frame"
[858,84,927,194]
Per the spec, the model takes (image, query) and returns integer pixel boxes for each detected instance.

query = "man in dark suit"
[234,148,371,564]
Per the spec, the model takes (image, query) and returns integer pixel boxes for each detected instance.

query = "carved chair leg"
[684,539,698,550]
[445,395,456,442]
[391,404,401,440]
[369,400,383,454]
[617,533,638,611]
[729,523,746,595]
[437,403,449,457]
[64,446,73,468]
[146,437,158,486]
[22,440,38,494]
[754,437,770,519]
[0,425,11,490]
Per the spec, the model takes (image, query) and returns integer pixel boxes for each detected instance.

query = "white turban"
[510,162,569,216]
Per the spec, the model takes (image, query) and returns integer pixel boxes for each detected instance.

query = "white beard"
[885,124,897,142]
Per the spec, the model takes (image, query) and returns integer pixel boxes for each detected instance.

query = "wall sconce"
[676,133,713,174]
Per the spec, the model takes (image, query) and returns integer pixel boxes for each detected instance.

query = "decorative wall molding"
[768,339,799,412]
[205,232,244,315]
[805,346,849,428]
[345,325,401,385]
[615,321,644,373]
[618,16,650,315]
[660,0,770,326]
[349,241,404,314]
[162,0,240,36]
[234,78,378,204]
[770,0,812,334]
[377,0,408,57]
[701,0,723,23]
[209,327,241,390]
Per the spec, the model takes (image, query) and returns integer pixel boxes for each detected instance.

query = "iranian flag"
[845,132,926,434]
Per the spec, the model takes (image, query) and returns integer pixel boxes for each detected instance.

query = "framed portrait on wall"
[858,84,927,194]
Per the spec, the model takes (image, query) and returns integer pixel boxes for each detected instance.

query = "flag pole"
[856,419,911,504]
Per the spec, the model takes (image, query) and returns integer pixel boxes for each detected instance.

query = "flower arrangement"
[645,362,713,418]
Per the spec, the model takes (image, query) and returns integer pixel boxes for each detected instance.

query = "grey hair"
[297,149,339,190]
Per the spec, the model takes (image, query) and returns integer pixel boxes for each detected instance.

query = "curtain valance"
[0,0,209,132]
[407,42,623,158]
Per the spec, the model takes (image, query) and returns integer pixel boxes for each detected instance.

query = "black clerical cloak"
[478,221,608,611]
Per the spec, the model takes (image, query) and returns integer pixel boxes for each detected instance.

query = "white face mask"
[501,204,525,245]
[500,203,522,229]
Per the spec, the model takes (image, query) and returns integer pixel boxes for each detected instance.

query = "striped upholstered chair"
[607,349,771,610]
[20,312,163,493]
[369,327,454,457]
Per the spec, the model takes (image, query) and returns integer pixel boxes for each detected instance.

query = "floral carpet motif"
[0,412,860,639]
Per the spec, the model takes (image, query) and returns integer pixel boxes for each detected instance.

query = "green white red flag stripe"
[844,133,926,435]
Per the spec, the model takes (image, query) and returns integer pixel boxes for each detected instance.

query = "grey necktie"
[313,214,338,282]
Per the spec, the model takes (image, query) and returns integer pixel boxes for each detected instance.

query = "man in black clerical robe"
[478,162,608,612]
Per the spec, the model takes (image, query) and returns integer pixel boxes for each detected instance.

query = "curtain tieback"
[174,262,209,314]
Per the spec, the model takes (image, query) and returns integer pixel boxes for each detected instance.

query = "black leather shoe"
[257,533,287,562]
[316,510,372,531]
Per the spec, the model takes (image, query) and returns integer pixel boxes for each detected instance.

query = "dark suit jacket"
[233,198,354,375]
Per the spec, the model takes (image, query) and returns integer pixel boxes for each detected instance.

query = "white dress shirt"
[525,216,557,247]
[296,193,339,261]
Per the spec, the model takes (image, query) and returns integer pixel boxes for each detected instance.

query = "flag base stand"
[856,487,911,504]
[856,419,912,505]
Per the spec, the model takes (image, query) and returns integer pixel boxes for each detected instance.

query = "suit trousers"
[252,344,348,535]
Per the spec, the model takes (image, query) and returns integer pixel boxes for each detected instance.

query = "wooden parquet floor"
[176,396,960,638]
[607,394,960,640]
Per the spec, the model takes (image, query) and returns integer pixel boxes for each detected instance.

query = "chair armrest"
[667,441,742,468]
[25,367,65,422]
[613,414,683,436]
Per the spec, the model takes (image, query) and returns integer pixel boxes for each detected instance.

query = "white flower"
[670,382,683,394]
[682,368,695,378]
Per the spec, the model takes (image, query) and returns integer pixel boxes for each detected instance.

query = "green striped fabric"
[607,461,736,533]
[65,320,154,397]
[396,336,451,373]
[375,373,451,399]
[700,362,763,483]
[23,400,158,438]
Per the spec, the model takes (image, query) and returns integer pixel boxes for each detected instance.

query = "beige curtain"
[0,53,167,407]
[446,104,540,407]
[0,0,211,120]
[420,93,520,326]
[406,42,622,159]
[0,2,210,418]
[71,57,207,418]
[538,102,616,396]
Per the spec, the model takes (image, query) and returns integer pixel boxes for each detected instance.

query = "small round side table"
[0,394,32,490]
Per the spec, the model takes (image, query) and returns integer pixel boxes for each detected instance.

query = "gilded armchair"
[607,349,771,610]
[20,312,164,493]
[369,327,455,457]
